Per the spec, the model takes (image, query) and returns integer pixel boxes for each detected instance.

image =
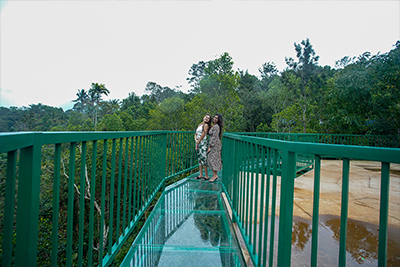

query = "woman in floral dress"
[195,114,212,179]
[207,114,223,182]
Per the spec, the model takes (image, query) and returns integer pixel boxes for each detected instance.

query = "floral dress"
[207,124,222,171]
[196,124,208,166]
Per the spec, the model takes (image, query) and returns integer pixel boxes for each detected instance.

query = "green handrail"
[0,131,197,267]
[221,133,400,267]
[234,132,400,148]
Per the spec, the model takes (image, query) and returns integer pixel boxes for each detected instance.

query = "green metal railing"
[1,131,399,266]
[235,132,400,148]
[221,133,400,267]
[0,131,197,267]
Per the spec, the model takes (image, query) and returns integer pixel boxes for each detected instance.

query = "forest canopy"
[1,39,399,135]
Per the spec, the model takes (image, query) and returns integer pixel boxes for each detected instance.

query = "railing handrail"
[0,131,197,153]
[232,132,400,148]
[224,133,400,164]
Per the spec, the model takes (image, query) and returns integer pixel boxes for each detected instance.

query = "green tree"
[284,38,320,133]
[98,113,124,131]
[121,92,141,111]
[100,99,120,116]
[88,83,110,129]
[323,41,400,134]
[237,70,272,132]
[271,104,303,133]
[187,60,207,93]
[148,97,185,130]
[194,52,244,132]
[259,75,292,116]
[368,41,400,134]
[181,94,210,130]
[72,89,89,113]
[144,82,183,104]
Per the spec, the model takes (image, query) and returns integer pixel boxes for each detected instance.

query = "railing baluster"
[139,136,144,210]
[99,139,108,267]
[339,158,350,267]
[262,147,271,267]
[311,155,321,267]
[378,162,390,267]
[277,149,296,267]
[78,141,87,267]
[128,137,134,223]
[252,144,259,255]
[269,148,278,267]
[116,138,123,244]
[108,138,117,254]
[257,145,266,266]
[15,139,42,267]
[145,136,149,202]
[240,140,245,228]
[244,142,250,237]
[2,150,17,267]
[134,136,139,218]
[88,140,97,266]
[66,142,77,266]
[51,144,61,267]
[123,138,129,232]
[233,138,240,218]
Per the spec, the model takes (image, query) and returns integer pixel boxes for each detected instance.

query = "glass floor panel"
[121,177,245,267]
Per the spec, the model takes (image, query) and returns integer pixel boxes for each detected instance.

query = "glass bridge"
[120,172,246,267]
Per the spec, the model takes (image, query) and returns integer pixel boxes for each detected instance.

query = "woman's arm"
[194,123,201,141]
[208,125,220,148]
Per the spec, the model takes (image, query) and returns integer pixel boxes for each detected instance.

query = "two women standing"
[194,113,223,182]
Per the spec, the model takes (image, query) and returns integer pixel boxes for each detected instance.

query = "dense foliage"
[1,40,399,135]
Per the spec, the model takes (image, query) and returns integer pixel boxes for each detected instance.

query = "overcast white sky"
[0,0,399,110]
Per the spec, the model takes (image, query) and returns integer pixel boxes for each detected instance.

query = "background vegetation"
[0,39,399,265]
[1,39,399,135]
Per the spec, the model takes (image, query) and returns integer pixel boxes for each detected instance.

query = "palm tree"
[100,99,120,116]
[72,89,89,113]
[88,83,110,129]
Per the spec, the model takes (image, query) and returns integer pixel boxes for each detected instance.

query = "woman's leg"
[204,165,209,179]
[199,165,204,177]
[209,170,218,182]
[196,165,204,179]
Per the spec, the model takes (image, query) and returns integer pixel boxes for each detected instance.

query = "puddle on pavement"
[289,215,400,267]
[356,165,400,176]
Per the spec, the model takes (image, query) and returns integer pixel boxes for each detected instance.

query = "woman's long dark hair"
[214,113,223,139]
[204,113,212,134]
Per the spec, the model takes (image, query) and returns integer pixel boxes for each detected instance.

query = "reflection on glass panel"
[121,179,244,267]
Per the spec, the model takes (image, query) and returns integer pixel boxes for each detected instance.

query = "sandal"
[195,176,203,180]
[209,177,219,183]
[202,176,210,180]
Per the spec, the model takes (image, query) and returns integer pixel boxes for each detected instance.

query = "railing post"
[378,162,390,267]
[14,133,42,267]
[161,132,168,190]
[277,149,296,267]
[2,150,17,267]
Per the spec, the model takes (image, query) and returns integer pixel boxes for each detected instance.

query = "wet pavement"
[288,160,400,266]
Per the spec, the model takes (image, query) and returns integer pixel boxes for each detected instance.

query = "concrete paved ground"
[292,160,400,229]
[238,160,400,266]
